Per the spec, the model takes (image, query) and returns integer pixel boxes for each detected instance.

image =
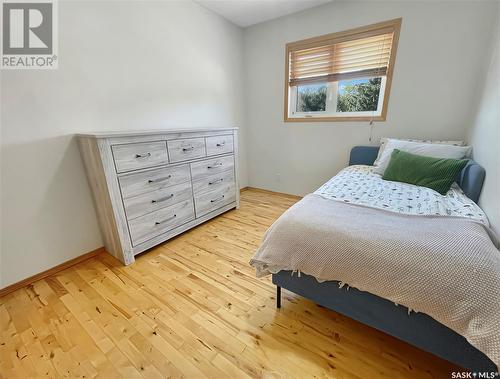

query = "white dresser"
[78,128,239,265]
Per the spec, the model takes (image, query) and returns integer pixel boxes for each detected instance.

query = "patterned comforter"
[315,165,489,225]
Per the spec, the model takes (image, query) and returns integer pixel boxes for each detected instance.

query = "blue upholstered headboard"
[349,146,485,203]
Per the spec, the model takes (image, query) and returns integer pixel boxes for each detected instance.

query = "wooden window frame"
[284,18,402,123]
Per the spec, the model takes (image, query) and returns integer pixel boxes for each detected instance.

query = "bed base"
[273,272,496,372]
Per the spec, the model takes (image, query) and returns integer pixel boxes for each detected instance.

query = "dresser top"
[77,127,238,139]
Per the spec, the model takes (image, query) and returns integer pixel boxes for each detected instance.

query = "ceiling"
[195,0,332,28]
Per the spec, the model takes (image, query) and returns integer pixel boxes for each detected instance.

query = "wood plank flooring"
[0,188,460,378]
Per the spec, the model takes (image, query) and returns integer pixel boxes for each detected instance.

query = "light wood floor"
[0,189,460,379]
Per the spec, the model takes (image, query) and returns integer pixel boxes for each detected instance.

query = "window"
[285,18,401,122]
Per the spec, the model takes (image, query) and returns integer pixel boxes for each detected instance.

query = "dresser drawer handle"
[210,195,225,203]
[216,142,225,147]
[135,152,151,158]
[207,162,223,169]
[155,214,176,225]
[148,175,172,183]
[182,146,194,152]
[208,178,223,185]
[151,194,174,204]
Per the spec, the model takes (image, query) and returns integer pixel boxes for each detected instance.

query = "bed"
[252,145,498,372]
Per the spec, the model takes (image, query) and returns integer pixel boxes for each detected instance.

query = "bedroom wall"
[243,1,499,196]
[0,1,246,287]
[468,16,500,234]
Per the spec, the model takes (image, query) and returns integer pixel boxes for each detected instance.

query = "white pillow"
[373,139,471,176]
[373,137,466,166]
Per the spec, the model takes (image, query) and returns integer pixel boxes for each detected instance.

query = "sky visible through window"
[338,79,370,95]
[298,83,325,91]
[297,79,374,97]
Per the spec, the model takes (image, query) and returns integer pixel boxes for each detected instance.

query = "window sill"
[284,115,386,122]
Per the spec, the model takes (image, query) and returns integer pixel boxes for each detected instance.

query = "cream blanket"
[250,194,500,368]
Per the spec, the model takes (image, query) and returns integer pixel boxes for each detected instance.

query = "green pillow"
[382,149,468,195]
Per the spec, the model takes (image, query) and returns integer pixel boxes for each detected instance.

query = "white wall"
[243,1,499,196]
[0,0,246,287]
[468,16,500,234]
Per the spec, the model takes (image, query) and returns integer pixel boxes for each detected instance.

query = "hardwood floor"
[0,189,459,378]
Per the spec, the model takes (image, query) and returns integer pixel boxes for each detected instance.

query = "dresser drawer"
[192,169,234,195]
[128,199,195,246]
[112,141,168,173]
[194,183,236,218]
[190,155,234,181]
[119,164,190,199]
[206,135,234,156]
[123,181,193,220]
[167,138,206,163]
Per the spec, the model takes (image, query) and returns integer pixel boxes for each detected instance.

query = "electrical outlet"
[275,173,281,182]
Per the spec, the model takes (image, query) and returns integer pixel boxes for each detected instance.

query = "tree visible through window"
[337,78,381,113]
[297,84,327,112]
